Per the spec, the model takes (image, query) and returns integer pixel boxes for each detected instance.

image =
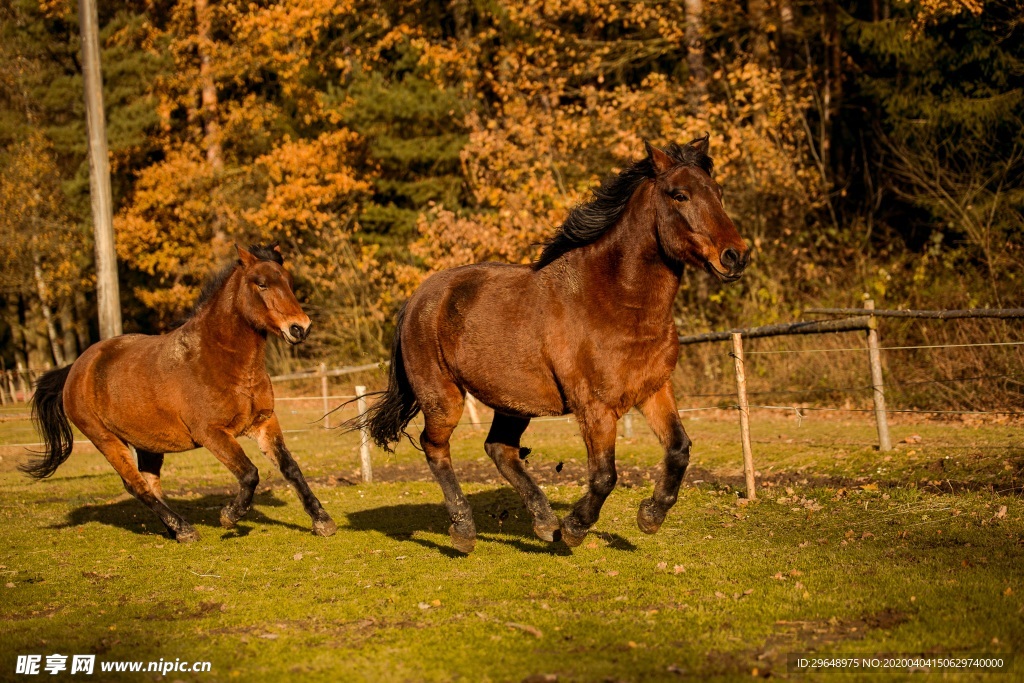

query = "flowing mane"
[533,137,714,270]
[189,243,284,317]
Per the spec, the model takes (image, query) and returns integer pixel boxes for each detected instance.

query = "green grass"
[0,405,1021,681]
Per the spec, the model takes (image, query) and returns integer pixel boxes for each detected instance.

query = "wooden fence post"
[355,385,372,483]
[319,362,330,429]
[864,299,892,452]
[7,371,17,404]
[465,393,481,430]
[623,410,634,439]
[731,332,757,500]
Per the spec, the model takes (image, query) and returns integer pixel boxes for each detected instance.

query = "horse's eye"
[255,282,268,291]
[672,192,689,202]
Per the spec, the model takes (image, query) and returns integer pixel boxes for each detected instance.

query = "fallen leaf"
[904,434,922,444]
[431,599,441,607]
[606,570,619,577]
[586,541,599,549]
[995,506,1007,520]
[861,483,878,491]
[673,565,685,574]
[1004,587,1013,596]
[714,591,727,599]
[259,633,278,640]
[506,622,542,638]
[656,562,667,570]
[418,602,431,610]
[293,552,303,561]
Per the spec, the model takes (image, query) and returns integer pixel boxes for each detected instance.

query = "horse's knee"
[589,469,617,498]
[239,465,259,491]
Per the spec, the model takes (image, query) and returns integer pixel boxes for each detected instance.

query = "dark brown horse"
[22,244,336,542]
[355,136,749,552]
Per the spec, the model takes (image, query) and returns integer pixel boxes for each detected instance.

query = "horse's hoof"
[312,517,337,537]
[560,517,588,547]
[533,517,562,543]
[219,509,237,529]
[449,524,476,554]
[637,498,665,535]
[175,526,200,543]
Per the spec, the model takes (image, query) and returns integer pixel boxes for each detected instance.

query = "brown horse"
[22,244,336,542]
[354,136,749,552]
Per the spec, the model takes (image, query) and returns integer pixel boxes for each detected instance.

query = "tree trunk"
[684,0,707,105]
[194,0,223,171]
[748,0,770,63]
[59,300,78,362]
[73,289,91,351]
[6,296,29,372]
[32,255,66,366]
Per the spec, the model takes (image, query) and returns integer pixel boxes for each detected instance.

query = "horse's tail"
[346,303,420,452]
[21,365,75,479]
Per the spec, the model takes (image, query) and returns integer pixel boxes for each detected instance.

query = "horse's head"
[646,136,749,281]
[236,244,311,344]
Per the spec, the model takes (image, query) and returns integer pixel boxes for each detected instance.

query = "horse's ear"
[236,244,258,267]
[644,140,674,175]
[271,243,283,259]
[689,133,710,156]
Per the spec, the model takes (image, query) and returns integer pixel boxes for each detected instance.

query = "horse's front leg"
[561,409,618,547]
[253,415,336,537]
[636,381,691,534]
[200,430,260,528]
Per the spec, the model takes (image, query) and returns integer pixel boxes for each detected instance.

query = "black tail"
[21,365,75,479]
[345,304,420,452]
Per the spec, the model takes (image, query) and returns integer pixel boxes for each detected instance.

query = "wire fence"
[3,303,1021,487]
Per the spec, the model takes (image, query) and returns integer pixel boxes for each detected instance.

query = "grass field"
[0,400,1021,681]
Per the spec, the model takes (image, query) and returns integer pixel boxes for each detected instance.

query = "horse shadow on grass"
[50,490,310,540]
[345,488,637,557]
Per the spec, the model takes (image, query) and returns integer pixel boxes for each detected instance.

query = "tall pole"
[79,0,122,339]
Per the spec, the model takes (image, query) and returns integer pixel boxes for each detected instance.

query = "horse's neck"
[568,192,681,317]
[191,278,267,369]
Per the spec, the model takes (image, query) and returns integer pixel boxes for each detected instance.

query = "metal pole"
[465,393,481,430]
[355,385,372,483]
[79,0,122,340]
[319,362,330,429]
[864,299,892,451]
[731,333,757,500]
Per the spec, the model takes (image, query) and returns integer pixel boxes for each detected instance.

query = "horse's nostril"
[289,324,306,341]
[721,248,740,269]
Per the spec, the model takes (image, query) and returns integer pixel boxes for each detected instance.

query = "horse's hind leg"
[561,409,618,547]
[137,450,165,501]
[199,430,259,528]
[253,415,336,537]
[636,382,691,534]
[420,387,476,553]
[90,433,197,542]
[485,413,560,542]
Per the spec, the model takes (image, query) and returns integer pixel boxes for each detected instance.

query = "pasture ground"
[0,402,1021,681]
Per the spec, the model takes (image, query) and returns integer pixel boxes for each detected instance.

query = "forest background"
[0,0,1021,411]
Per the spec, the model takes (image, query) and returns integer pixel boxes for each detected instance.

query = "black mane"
[188,243,284,317]
[533,138,714,269]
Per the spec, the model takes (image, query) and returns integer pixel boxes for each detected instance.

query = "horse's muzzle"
[283,322,311,344]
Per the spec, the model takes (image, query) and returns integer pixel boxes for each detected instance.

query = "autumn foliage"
[1,0,1021,394]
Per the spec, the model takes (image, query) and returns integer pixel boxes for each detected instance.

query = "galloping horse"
[23,244,336,542]
[355,136,749,552]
